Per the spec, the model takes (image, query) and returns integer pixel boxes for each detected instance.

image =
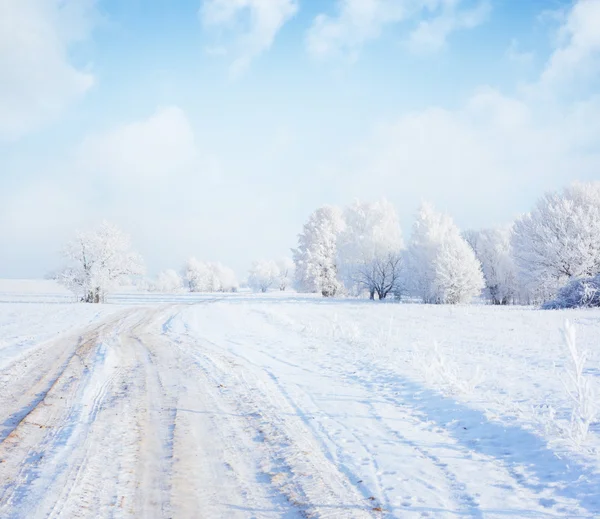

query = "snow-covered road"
[0,299,599,518]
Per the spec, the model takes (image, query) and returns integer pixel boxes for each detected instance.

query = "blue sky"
[1,0,599,279]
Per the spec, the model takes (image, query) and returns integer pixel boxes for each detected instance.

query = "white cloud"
[506,38,534,64]
[200,0,298,76]
[307,0,490,60]
[0,105,231,276]
[331,91,600,230]
[76,106,198,189]
[540,0,600,87]
[407,1,490,54]
[307,0,409,60]
[0,0,96,141]
[324,0,600,228]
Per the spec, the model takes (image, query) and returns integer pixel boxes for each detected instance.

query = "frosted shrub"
[152,269,184,293]
[561,320,597,446]
[543,275,600,309]
[418,342,484,395]
[184,258,238,292]
[248,260,280,293]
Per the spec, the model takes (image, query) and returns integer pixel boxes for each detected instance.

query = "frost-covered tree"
[337,199,404,299]
[276,257,295,291]
[359,252,403,300]
[248,260,280,293]
[512,182,600,301]
[57,221,144,303]
[184,258,238,292]
[292,206,345,297]
[405,203,484,304]
[465,227,518,305]
[211,263,239,292]
[153,269,184,293]
[185,258,211,292]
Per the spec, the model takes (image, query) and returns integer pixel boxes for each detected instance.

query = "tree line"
[291,182,600,306]
[53,181,600,307]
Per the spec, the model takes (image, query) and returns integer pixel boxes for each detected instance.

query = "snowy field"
[0,281,599,518]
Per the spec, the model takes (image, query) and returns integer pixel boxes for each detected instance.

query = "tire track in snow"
[278,309,587,518]
[129,333,178,519]
[363,397,483,518]
[262,370,391,514]
[0,316,124,516]
[169,328,376,518]
[171,346,298,518]
[45,341,127,519]
[226,346,480,517]
[0,308,166,518]
[0,309,139,446]
[203,308,511,518]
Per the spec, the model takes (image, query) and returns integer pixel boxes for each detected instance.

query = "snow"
[0,285,599,517]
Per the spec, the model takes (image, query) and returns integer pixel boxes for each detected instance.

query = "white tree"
[337,199,404,299]
[248,260,280,293]
[153,269,184,293]
[276,257,295,291]
[465,227,518,304]
[212,263,239,292]
[185,257,212,292]
[405,203,484,304]
[512,182,600,301]
[57,221,144,303]
[292,205,345,297]
[184,258,238,292]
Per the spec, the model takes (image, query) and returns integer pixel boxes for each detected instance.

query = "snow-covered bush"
[211,263,239,292]
[464,227,518,304]
[292,205,345,297]
[248,260,280,292]
[185,258,211,292]
[512,182,600,302]
[152,269,184,293]
[276,257,295,291]
[56,221,144,303]
[337,199,404,299]
[405,203,484,304]
[184,258,238,292]
[543,274,600,309]
[416,341,484,395]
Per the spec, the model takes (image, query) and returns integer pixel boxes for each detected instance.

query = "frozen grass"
[561,320,597,446]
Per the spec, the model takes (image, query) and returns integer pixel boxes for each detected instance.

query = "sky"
[1,0,600,279]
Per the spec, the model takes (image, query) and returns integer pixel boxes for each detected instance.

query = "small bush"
[543,274,600,309]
